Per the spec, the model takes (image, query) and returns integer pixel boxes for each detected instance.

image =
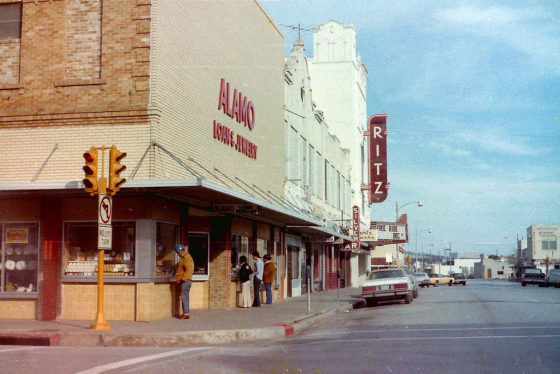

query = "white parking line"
[307,334,560,345]
[306,325,560,337]
[74,347,211,374]
[0,346,40,353]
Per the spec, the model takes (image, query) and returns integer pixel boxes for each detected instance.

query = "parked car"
[450,272,467,286]
[521,268,546,287]
[361,268,414,307]
[405,269,419,298]
[429,274,454,287]
[545,268,560,288]
[414,272,431,288]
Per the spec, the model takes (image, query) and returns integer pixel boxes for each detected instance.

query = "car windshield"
[369,270,404,280]
[524,269,541,274]
[415,273,427,277]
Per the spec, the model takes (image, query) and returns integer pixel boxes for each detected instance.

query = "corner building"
[0,0,318,321]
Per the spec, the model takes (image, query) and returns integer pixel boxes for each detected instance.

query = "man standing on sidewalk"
[176,244,194,319]
[263,254,276,304]
[252,251,263,307]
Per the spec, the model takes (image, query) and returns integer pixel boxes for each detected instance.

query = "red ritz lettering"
[218,78,255,130]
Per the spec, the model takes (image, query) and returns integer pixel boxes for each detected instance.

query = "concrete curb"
[2,301,358,347]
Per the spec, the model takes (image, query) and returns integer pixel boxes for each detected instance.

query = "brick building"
[0,0,329,321]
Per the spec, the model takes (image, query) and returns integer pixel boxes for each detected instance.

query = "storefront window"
[156,222,179,277]
[189,232,209,277]
[1,223,39,293]
[274,241,281,286]
[63,221,135,277]
[231,234,249,269]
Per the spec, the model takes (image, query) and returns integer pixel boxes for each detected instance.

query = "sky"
[261,0,560,256]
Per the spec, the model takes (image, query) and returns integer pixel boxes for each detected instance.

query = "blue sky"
[262,0,560,256]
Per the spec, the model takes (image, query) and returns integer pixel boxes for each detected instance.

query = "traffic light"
[108,145,126,195]
[82,147,98,196]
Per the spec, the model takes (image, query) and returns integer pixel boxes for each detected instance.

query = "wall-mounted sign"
[213,78,258,159]
[362,114,389,204]
[359,229,378,242]
[213,204,259,214]
[370,221,408,244]
[352,205,360,250]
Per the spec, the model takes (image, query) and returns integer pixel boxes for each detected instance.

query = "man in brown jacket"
[175,243,194,319]
[263,254,276,304]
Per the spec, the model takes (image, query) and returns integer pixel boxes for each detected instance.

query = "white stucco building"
[527,225,559,265]
[307,21,370,286]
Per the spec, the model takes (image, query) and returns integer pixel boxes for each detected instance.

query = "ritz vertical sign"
[362,114,388,204]
[352,205,360,251]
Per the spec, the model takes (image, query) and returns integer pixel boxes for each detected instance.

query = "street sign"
[359,229,378,242]
[98,194,112,225]
[98,224,112,250]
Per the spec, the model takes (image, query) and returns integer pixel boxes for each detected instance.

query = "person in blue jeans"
[252,251,263,307]
[175,244,194,319]
[263,254,276,304]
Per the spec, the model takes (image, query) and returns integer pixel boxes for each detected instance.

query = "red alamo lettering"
[218,78,256,130]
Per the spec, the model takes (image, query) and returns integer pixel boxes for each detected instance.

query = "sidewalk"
[0,287,363,347]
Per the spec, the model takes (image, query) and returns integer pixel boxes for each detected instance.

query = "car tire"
[435,281,439,287]
[413,289,418,298]
[404,292,412,304]
[365,298,376,307]
[448,281,452,286]
[522,282,526,287]
[462,282,466,286]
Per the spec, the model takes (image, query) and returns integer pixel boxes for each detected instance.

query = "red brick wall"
[39,198,63,320]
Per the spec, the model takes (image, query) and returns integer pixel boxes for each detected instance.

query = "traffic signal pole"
[82,145,126,331]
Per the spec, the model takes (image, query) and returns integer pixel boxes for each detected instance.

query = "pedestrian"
[238,255,253,308]
[263,254,276,304]
[252,251,263,307]
[175,243,194,319]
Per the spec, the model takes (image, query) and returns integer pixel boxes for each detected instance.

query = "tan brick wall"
[64,0,102,81]
[150,0,285,196]
[61,283,135,320]
[0,300,37,319]
[0,39,20,85]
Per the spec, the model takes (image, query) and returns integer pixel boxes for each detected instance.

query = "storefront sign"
[213,203,259,214]
[363,114,389,204]
[359,229,378,242]
[98,224,112,250]
[352,205,360,250]
[370,221,408,243]
[213,78,259,159]
[5,228,29,243]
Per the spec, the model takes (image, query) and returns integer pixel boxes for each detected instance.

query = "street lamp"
[416,227,432,270]
[395,201,422,221]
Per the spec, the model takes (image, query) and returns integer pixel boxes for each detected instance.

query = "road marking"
[306,325,560,337]
[307,334,560,345]
[74,347,211,374]
[0,347,40,353]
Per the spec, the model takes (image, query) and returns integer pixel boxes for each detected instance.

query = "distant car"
[405,269,419,298]
[450,272,467,286]
[545,269,560,288]
[521,268,545,287]
[414,272,431,288]
[361,268,414,307]
[429,274,454,287]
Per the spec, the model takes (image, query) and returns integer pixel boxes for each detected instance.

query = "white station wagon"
[362,268,414,307]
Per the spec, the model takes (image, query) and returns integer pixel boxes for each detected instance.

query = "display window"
[231,234,250,269]
[156,222,179,277]
[63,221,135,277]
[188,232,209,279]
[1,223,39,294]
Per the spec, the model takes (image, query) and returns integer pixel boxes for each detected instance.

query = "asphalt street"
[1,279,560,374]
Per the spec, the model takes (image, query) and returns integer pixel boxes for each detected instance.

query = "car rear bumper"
[362,290,409,300]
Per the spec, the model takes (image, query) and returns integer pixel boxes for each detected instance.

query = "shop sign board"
[214,203,259,214]
[370,221,408,243]
[98,224,112,250]
[362,114,389,204]
[359,229,378,242]
[352,205,360,250]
